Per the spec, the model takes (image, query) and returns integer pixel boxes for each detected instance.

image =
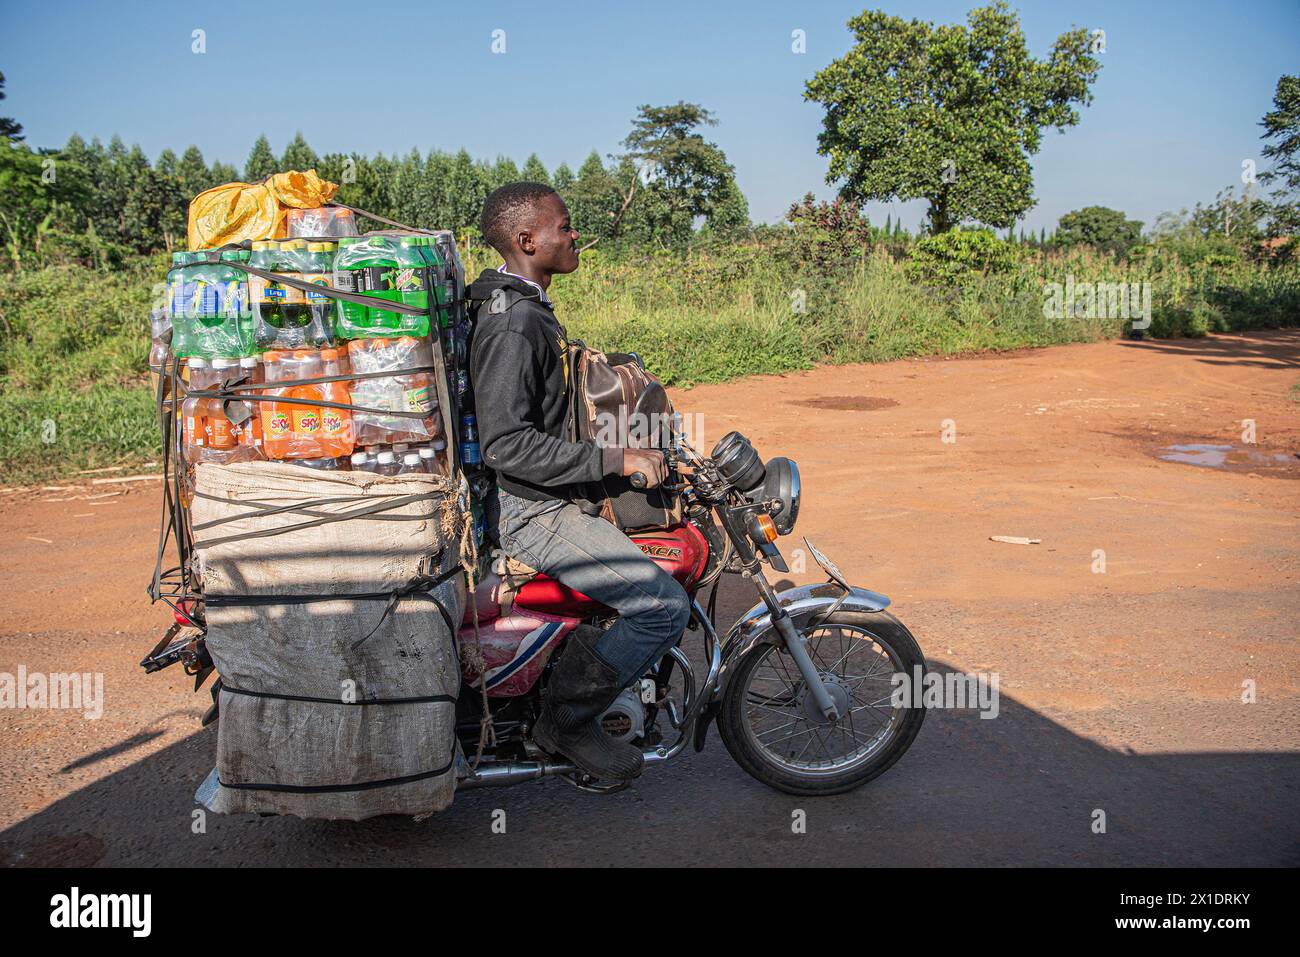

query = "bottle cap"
[189,357,209,368]
[404,453,420,465]
[377,451,395,464]
[240,356,258,368]
[418,446,434,458]
[211,357,235,369]
[350,452,368,466]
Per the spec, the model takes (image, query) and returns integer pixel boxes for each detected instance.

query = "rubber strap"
[218,755,455,794]
[221,685,455,706]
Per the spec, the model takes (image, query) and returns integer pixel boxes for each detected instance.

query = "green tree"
[521,153,550,184]
[568,150,620,243]
[123,166,185,252]
[0,70,22,141]
[0,142,90,267]
[1259,74,1300,235]
[607,102,740,246]
[1190,186,1268,243]
[805,2,1101,233]
[280,131,319,172]
[1055,205,1143,256]
[177,145,211,194]
[244,135,277,181]
[209,160,239,186]
[551,162,575,193]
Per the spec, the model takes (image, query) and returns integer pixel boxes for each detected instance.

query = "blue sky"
[1,0,1297,232]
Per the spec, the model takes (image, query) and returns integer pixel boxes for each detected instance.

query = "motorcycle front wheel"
[718,610,925,796]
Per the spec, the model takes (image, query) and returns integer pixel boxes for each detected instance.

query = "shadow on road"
[3,651,1295,866]
[1117,330,1300,370]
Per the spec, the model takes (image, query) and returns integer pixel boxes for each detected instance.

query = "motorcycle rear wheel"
[718,610,925,796]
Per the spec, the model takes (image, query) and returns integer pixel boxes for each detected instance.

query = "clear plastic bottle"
[350,450,372,473]
[373,450,399,477]
[238,355,264,456]
[399,452,422,475]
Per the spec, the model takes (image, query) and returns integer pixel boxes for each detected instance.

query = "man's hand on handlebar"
[622,448,668,489]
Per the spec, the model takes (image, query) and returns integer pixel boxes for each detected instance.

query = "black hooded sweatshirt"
[467,268,623,502]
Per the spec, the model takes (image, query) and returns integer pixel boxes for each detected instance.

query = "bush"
[904,229,1022,285]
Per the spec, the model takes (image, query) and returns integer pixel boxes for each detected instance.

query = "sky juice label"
[266,410,291,437]
[321,408,346,437]
[293,408,322,436]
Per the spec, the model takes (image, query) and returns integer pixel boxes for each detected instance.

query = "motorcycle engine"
[598,684,648,743]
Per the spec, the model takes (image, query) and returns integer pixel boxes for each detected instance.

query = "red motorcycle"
[452,427,927,796]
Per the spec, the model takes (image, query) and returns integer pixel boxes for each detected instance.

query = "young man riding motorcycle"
[467,182,692,783]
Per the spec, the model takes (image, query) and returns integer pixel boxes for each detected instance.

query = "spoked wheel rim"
[739,624,906,777]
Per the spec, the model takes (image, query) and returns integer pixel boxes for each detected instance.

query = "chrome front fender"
[714,582,892,696]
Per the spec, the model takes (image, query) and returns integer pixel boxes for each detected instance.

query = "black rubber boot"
[532,626,645,781]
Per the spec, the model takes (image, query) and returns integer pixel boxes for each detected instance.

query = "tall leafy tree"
[1259,74,1300,235]
[805,2,1101,233]
[1055,206,1143,256]
[244,134,277,181]
[604,102,741,246]
[521,153,550,184]
[488,156,521,191]
[177,145,212,193]
[280,131,319,172]
[568,150,620,243]
[0,70,22,141]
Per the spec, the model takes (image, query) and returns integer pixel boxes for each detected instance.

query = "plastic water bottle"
[460,412,481,466]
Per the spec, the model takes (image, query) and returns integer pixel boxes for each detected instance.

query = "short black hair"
[479,181,559,256]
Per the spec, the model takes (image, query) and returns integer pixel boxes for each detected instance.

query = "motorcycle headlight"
[761,457,800,535]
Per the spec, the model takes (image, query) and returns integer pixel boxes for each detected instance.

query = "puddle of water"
[1158,443,1296,472]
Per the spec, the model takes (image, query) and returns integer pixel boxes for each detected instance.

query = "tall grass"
[0,239,1295,484]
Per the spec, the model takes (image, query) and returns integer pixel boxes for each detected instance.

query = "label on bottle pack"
[221,280,247,317]
[207,415,237,449]
[266,277,305,305]
[303,274,332,302]
[266,410,291,438]
[404,384,431,413]
[395,268,428,293]
[249,274,270,304]
[293,407,322,436]
[321,408,347,436]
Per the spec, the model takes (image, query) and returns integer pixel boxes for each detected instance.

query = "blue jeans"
[488,487,692,687]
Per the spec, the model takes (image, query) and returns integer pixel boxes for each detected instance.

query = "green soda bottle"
[303,241,336,346]
[188,252,221,358]
[419,236,452,329]
[396,236,430,315]
[212,250,251,357]
[275,239,309,332]
[233,249,255,356]
[168,252,195,358]
[332,236,411,338]
[249,241,281,349]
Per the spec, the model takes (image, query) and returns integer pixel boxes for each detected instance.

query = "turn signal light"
[753,514,779,543]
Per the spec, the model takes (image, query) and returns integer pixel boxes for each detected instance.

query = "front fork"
[743,565,840,722]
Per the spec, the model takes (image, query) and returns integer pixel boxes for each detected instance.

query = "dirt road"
[2,331,1297,866]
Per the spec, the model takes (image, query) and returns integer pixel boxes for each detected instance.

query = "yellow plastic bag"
[187,170,339,250]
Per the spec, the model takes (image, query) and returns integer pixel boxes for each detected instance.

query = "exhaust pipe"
[457,747,676,790]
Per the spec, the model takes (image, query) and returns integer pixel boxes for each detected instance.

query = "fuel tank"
[513,521,709,618]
